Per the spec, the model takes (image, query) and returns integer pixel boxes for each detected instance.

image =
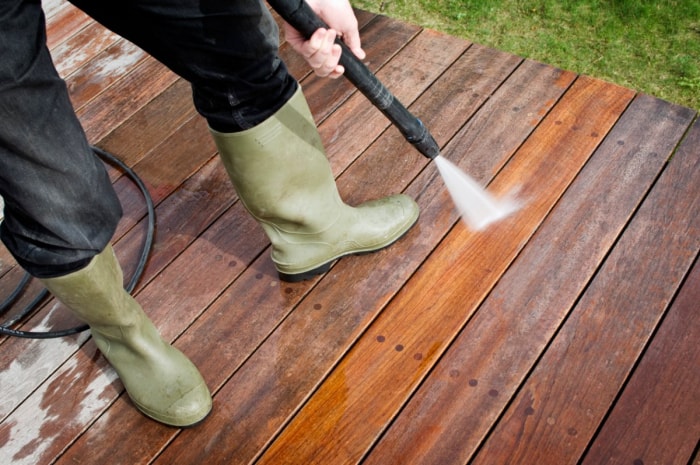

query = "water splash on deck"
[434,155,520,230]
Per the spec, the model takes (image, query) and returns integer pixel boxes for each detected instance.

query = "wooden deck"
[1,2,699,464]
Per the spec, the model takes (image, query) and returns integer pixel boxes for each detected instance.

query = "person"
[0,0,419,427]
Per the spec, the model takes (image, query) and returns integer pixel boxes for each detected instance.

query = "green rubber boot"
[211,85,419,282]
[40,245,212,427]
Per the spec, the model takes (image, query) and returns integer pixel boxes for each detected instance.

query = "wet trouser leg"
[0,0,294,277]
[0,0,122,277]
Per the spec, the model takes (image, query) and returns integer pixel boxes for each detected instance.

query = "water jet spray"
[268,0,518,230]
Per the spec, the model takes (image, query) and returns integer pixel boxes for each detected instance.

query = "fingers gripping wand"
[268,0,440,159]
[268,0,519,230]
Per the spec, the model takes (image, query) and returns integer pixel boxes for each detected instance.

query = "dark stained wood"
[1,3,698,465]
[469,102,699,464]
[153,43,526,465]
[579,119,700,465]
[75,55,179,142]
[98,79,199,172]
[364,94,697,465]
[257,76,636,465]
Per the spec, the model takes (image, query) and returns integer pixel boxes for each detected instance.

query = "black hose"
[0,146,155,339]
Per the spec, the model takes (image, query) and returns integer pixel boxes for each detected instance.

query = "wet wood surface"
[1,2,698,464]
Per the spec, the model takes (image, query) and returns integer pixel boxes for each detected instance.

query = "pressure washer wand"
[268,0,440,160]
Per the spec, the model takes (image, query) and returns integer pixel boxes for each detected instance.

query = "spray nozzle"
[406,119,440,160]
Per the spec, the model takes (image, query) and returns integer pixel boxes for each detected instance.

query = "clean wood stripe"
[364,94,697,465]
[470,103,700,465]
[0,9,412,431]
[256,76,635,465]
[48,17,438,465]
[150,36,523,465]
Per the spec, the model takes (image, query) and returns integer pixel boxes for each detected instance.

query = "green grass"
[353,0,700,110]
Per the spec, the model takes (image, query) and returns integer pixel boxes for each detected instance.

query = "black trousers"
[0,0,297,277]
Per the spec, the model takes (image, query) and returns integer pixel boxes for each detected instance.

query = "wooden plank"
[46,2,92,50]
[363,95,697,465]
[66,39,149,112]
[46,4,91,50]
[75,55,179,143]
[50,22,121,77]
[42,0,65,20]
[0,257,17,283]
[113,116,215,213]
[0,9,404,426]
[149,35,521,465]
[256,76,635,465]
[470,105,700,464]
[53,25,474,465]
[97,79,198,173]
[580,120,700,465]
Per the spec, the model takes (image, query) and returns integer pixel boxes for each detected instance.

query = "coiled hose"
[0,146,155,339]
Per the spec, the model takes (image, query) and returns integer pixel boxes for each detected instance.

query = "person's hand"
[283,0,366,79]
